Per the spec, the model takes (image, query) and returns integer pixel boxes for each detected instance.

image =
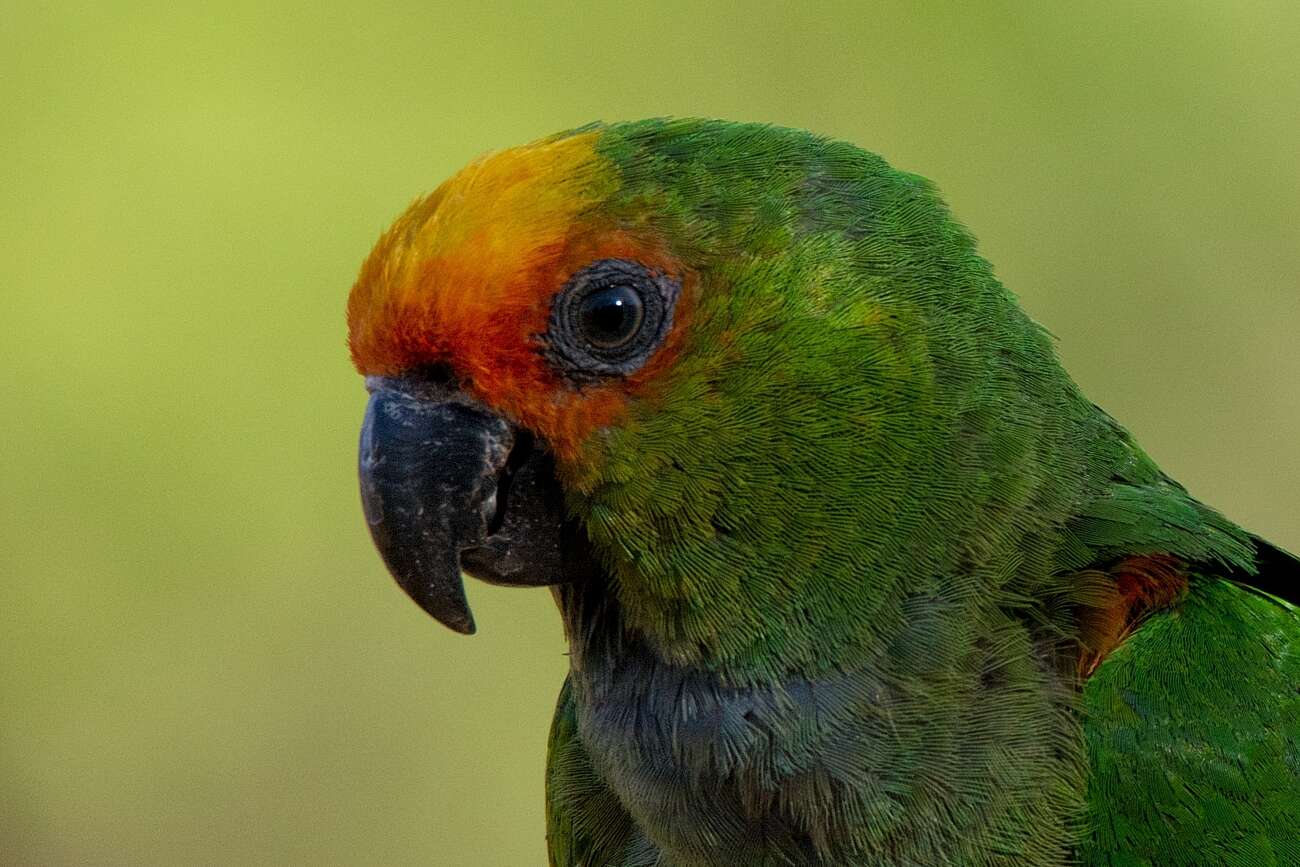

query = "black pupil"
[578,285,643,349]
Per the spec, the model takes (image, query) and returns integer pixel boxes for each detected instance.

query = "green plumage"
[1083,579,1300,865]
[529,120,1298,865]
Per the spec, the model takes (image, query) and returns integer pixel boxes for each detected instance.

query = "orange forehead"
[347,131,686,460]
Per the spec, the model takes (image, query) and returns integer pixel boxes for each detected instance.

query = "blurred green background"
[3,2,1297,864]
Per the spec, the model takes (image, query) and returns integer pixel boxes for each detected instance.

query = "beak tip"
[406,576,478,636]
[407,601,477,635]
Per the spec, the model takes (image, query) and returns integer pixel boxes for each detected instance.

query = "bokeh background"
[4,2,1298,864]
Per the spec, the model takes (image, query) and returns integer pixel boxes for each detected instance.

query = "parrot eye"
[544,258,680,380]
[579,284,644,349]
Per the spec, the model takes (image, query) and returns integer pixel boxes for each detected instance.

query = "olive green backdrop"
[3,2,1297,864]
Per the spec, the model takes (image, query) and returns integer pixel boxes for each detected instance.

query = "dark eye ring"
[543,259,680,380]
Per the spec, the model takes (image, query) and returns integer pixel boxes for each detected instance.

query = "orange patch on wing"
[1078,554,1188,678]
[346,131,689,461]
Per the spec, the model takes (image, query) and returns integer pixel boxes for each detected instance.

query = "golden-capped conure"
[348,119,1299,866]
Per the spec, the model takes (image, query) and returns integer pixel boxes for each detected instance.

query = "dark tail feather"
[1235,536,1300,606]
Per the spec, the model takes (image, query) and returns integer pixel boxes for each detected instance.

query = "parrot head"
[349,119,1069,678]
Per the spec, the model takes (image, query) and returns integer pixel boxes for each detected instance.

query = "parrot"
[347,119,1299,866]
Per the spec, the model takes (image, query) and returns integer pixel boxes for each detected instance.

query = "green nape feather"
[498,119,1298,866]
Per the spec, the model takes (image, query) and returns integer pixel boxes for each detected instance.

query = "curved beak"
[358,376,569,634]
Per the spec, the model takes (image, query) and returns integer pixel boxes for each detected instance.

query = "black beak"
[358,375,569,633]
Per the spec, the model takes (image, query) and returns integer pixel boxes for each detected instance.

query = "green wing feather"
[1080,576,1300,865]
[1068,427,1300,863]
